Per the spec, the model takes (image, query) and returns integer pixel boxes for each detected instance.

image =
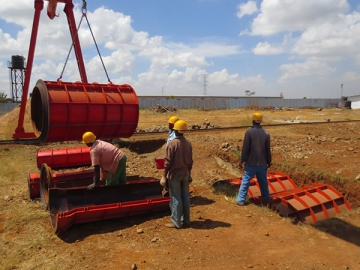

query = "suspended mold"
[31,80,139,143]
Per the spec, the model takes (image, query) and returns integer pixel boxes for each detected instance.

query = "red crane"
[14,0,88,139]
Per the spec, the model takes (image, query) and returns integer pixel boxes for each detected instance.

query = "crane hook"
[82,0,87,14]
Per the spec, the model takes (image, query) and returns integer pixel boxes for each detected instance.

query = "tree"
[245,90,255,96]
[0,91,12,103]
[280,92,284,98]
[303,97,307,99]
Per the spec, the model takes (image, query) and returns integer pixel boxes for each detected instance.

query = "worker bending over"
[82,131,127,190]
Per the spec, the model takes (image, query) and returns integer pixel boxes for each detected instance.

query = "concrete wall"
[138,97,341,110]
[0,103,18,116]
[0,98,342,117]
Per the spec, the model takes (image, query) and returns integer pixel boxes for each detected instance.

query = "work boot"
[164,223,178,229]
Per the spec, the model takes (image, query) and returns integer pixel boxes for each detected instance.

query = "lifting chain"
[58,0,113,84]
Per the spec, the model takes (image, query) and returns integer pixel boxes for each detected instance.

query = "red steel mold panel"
[248,172,297,198]
[30,80,139,143]
[39,164,94,209]
[36,147,91,169]
[28,169,94,201]
[212,172,297,197]
[51,198,170,233]
[271,184,351,224]
[48,180,170,233]
[37,163,163,210]
[28,172,40,200]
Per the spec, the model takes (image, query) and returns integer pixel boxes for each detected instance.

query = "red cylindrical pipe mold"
[36,147,91,169]
[30,80,139,143]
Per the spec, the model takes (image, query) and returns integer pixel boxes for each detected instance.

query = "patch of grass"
[233,150,241,159]
[213,182,238,197]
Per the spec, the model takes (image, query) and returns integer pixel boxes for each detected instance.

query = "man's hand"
[267,163,271,168]
[160,176,167,187]
[188,176,193,183]
[239,162,244,169]
[87,183,96,190]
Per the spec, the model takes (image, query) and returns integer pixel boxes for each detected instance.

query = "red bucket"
[155,158,165,169]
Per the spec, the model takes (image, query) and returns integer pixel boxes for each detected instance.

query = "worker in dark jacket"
[236,112,271,205]
[161,120,193,228]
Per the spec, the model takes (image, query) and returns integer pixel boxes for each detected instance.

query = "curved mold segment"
[30,168,94,200]
[28,173,40,200]
[271,184,351,224]
[37,147,91,169]
[31,80,139,143]
[48,179,169,233]
[212,172,297,198]
[40,163,53,210]
[248,172,297,199]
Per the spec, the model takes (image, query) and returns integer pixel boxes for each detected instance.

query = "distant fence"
[0,103,18,116]
[138,97,341,110]
[0,98,342,116]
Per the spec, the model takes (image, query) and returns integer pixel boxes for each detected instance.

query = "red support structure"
[63,0,88,83]
[13,0,44,139]
[13,0,88,140]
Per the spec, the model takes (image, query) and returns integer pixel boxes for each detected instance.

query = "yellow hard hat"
[82,131,96,144]
[252,112,262,123]
[173,120,188,131]
[168,116,179,124]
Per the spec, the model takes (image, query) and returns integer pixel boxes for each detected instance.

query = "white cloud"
[278,59,336,83]
[252,41,283,55]
[248,0,349,36]
[292,15,360,58]
[342,72,359,81]
[237,1,258,19]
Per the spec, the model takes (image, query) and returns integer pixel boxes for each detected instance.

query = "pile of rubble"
[188,119,220,130]
[147,104,178,113]
[136,119,220,133]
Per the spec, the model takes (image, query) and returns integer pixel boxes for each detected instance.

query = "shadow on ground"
[312,216,360,247]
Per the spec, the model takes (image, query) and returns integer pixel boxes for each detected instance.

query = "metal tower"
[7,55,26,102]
[202,73,208,95]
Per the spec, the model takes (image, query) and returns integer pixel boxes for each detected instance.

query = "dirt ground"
[1,106,360,270]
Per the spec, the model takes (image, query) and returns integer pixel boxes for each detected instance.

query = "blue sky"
[0,0,359,99]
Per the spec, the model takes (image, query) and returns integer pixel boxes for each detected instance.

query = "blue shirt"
[167,129,176,146]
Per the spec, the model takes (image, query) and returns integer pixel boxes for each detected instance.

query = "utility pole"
[202,74,208,95]
[341,83,343,98]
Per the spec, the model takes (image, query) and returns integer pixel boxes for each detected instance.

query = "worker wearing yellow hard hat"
[236,112,272,206]
[82,131,127,190]
[161,119,193,229]
[166,115,179,146]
